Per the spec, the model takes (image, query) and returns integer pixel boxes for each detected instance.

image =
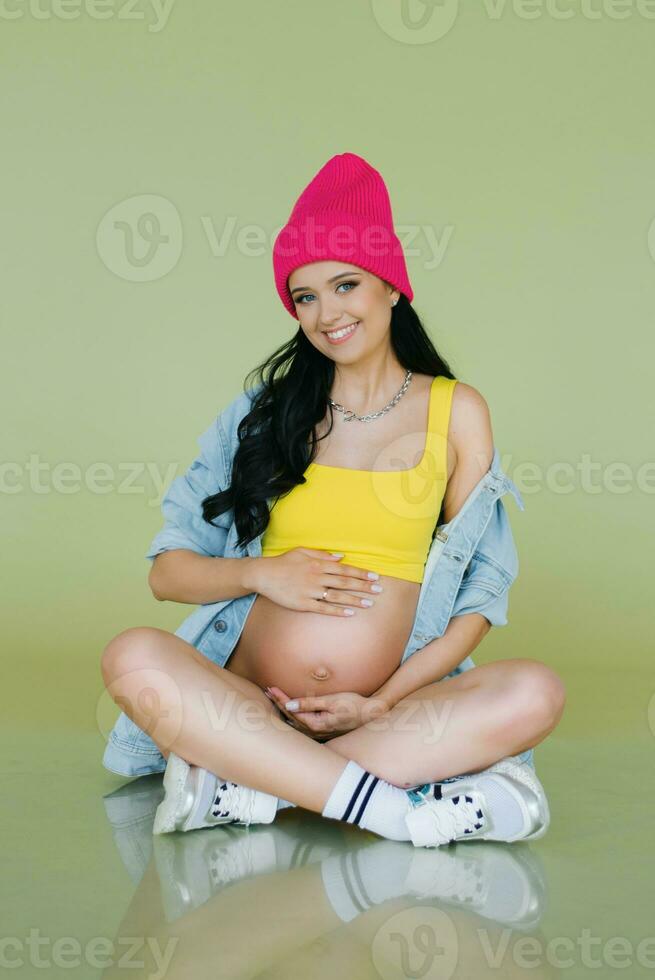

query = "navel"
[310,666,331,681]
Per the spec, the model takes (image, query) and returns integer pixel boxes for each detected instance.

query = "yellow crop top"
[260,375,458,584]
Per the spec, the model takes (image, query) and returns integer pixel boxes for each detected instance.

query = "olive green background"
[3,2,654,976]
[4,1,653,725]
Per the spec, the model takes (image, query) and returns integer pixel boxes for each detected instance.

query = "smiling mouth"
[323,321,360,341]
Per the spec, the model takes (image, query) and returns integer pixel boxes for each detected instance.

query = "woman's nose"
[321,307,348,328]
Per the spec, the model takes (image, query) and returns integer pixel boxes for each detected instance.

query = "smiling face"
[288,261,400,361]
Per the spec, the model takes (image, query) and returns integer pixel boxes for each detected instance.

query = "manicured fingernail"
[285,700,299,711]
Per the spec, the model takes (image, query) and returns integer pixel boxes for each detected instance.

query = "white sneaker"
[404,841,547,930]
[404,755,550,848]
[102,774,165,883]
[153,752,278,835]
[153,825,279,921]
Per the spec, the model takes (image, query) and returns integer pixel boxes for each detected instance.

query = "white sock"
[281,766,525,841]
[321,760,412,841]
[271,827,335,871]
[321,842,415,922]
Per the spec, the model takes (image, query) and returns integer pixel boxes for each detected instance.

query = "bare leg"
[101,628,349,812]
[102,630,565,808]
[326,658,566,787]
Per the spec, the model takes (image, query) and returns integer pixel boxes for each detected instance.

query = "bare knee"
[349,756,411,789]
[505,659,567,734]
[100,627,165,685]
[345,740,418,789]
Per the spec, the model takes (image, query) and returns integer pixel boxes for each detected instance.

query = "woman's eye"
[297,281,357,304]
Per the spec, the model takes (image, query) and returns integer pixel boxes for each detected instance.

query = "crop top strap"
[425,375,458,456]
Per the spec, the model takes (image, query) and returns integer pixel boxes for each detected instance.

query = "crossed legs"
[101,627,566,812]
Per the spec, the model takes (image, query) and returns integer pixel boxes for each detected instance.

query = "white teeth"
[326,322,358,340]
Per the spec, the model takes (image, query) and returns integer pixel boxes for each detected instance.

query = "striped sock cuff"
[320,852,375,923]
[342,771,380,826]
[322,759,378,825]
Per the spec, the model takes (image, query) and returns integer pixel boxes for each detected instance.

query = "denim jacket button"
[213,619,227,632]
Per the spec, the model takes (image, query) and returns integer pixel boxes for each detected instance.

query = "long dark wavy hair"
[201,293,457,550]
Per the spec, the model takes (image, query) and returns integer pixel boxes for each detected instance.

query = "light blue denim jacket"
[103,384,534,777]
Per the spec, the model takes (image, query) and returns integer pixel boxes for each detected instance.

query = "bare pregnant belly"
[225,574,420,698]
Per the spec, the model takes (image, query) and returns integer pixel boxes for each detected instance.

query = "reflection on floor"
[4,730,655,979]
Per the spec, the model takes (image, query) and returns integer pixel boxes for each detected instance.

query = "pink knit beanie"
[273,152,414,319]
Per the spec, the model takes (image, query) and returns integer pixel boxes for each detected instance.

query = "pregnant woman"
[101,152,566,847]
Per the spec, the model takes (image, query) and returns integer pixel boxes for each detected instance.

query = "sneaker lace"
[211,781,243,821]
[209,842,249,889]
[426,793,485,845]
[439,858,485,904]
[414,855,484,905]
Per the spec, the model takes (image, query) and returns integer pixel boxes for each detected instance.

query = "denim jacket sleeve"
[447,471,523,628]
[144,413,232,561]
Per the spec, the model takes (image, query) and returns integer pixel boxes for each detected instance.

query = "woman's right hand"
[248,548,383,616]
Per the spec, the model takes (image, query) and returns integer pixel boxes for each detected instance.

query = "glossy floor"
[4,681,654,980]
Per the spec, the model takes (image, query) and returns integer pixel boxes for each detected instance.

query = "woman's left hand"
[265,687,389,740]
